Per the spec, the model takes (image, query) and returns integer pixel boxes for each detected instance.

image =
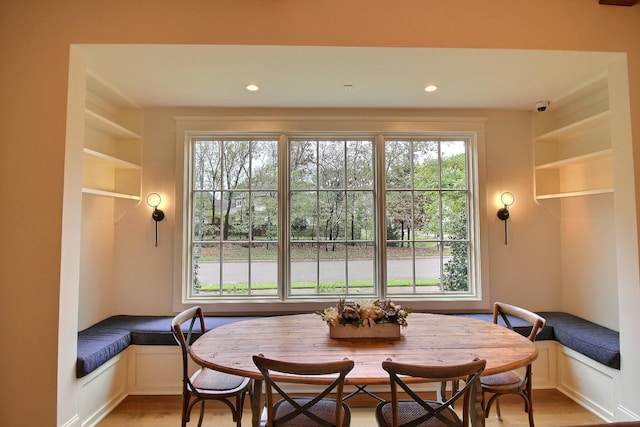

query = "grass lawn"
[196,242,446,261]
[199,278,441,293]
[195,242,457,294]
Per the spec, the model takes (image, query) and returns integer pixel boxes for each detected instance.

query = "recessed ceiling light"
[246,84,260,92]
[424,84,439,92]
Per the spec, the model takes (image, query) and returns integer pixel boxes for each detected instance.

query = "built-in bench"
[76,311,624,426]
[76,315,259,378]
[455,312,620,369]
[77,311,620,378]
[538,312,620,370]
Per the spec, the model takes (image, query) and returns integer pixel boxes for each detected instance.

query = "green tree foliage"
[413,148,467,238]
[221,140,251,240]
[290,139,374,250]
[442,209,469,291]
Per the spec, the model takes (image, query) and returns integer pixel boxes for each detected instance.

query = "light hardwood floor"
[98,389,604,426]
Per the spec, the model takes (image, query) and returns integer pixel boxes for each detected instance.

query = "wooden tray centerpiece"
[329,322,401,339]
[317,299,411,339]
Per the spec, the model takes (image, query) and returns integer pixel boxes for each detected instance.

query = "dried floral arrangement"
[317,298,411,328]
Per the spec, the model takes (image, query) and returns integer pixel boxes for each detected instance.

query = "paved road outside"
[197,257,449,284]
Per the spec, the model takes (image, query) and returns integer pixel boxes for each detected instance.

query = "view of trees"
[290,139,373,248]
[192,139,278,243]
[190,136,470,296]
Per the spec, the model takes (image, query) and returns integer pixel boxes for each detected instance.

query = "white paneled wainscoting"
[76,340,620,427]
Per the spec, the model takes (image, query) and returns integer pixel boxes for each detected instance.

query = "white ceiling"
[77,45,621,111]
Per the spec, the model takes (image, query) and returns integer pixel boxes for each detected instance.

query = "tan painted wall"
[1,1,639,425]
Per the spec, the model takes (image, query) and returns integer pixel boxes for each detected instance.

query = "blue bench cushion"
[539,312,620,369]
[118,315,258,346]
[77,311,621,378]
[76,315,258,377]
[76,319,131,378]
[453,312,619,369]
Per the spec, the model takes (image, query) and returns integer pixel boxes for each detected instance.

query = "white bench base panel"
[76,342,621,427]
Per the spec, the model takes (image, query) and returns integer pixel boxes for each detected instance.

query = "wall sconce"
[497,192,514,245]
[147,193,165,247]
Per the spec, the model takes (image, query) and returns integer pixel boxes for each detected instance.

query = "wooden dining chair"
[376,358,486,427]
[252,354,355,427]
[481,302,546,427]
[172,306,252,427]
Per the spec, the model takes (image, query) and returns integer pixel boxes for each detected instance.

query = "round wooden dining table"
[190,312,537,427]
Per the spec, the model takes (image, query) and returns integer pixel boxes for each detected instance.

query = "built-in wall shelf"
[83,148,141,170]
[82,71,143,201]
[85,109,142,140]
[534,111,610,142]
[535,148,612,170]
[82,188,141,200]
[533,78,612,200]
[535,188,614,200]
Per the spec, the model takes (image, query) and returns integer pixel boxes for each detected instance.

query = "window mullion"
[315,141,321,296]
[343,141,349,293]
[218,140,224,293]
[438,141,445,292]
[247,140,253,294]
[375,134,387,298]
[278,134,289,300]
[410,139,417,292]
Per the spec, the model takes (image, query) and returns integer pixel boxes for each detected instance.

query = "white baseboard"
[616,404,640,421]
[59,414,81,427]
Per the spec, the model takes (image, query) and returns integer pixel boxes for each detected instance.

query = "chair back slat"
[253,354,354,427]
[493,302,546,342]
[171,307,206,392]
[170,307,250,427]
[378,358,486,427]
[484,302,547,427]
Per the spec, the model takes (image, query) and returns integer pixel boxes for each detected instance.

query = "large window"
[191,138,279,296]
[184,129,479,303]
[385,139,470,295]
[289,138,375,296]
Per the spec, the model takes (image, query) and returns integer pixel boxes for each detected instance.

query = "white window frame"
[173,113,489,314]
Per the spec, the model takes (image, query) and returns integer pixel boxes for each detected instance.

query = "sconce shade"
[147,192,162,208]
[500,192,514,207]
